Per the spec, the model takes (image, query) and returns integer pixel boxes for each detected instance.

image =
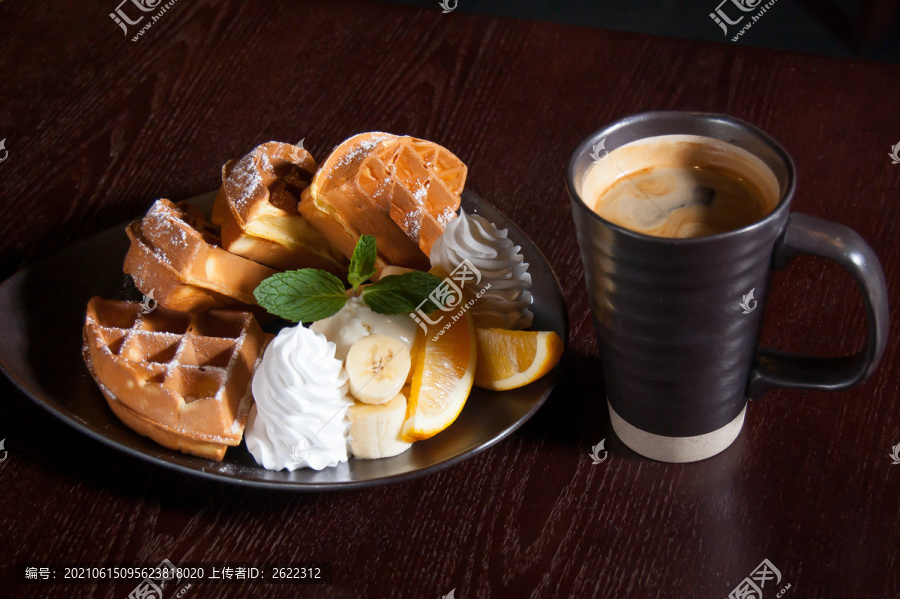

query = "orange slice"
[474,328,563,391]
[401,269,476,442]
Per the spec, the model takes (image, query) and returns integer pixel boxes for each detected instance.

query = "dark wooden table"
[1,1,899,597]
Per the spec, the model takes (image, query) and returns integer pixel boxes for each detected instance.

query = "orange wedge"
[401,269,476,442]
[474,328,564,391]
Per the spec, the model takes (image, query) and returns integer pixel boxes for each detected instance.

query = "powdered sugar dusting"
[437,207,456,227]
[333,133,392,172]
[227,150,268,212]
[402,208,422,240]
[141,201,193,254]
[145,202,179,238]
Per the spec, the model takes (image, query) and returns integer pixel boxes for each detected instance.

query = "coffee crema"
[582,135,781,238]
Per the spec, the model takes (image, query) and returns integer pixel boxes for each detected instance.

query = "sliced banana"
[348,392,413,459]
[346,334,410,404]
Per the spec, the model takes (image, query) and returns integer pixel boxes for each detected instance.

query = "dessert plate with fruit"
[0,134,567,490]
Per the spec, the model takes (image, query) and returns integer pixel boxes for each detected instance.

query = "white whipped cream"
[430,209,533,329]
[245,324,352,471]
[311,296,417,361]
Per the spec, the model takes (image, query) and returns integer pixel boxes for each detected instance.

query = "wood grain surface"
[1,0,899,597]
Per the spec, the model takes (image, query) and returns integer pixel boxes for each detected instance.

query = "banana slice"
[348,392,413,459]
[346,334,411,404]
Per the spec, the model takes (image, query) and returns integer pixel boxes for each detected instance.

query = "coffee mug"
[567,111,890,463]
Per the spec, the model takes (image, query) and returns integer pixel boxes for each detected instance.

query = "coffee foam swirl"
[582,135,781,238]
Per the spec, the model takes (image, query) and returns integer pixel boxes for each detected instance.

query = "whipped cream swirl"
[431,209,533,329]
[245,324,352,471]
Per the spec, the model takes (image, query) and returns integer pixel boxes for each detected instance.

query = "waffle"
[124,199,278,313]
[298,133,466,271]
[377,135,466,256]
[82,297,271,461]
[211,141,348,274]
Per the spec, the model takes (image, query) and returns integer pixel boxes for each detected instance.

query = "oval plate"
[0,191,567,490]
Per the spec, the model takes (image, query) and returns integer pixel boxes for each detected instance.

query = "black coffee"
[584,136,780,238]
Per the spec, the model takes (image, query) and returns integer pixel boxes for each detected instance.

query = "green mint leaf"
[361,272,445,315]
[254,269,347,323]
[347,235,377,290]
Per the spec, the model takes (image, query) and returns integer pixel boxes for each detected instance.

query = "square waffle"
[124,199,278,313]
[83,297,271,461]
[298,133,466,270]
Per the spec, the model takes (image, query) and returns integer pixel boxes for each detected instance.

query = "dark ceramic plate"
[0,191,567,490]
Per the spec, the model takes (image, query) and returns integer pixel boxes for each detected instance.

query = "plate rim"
[0,190,569,491]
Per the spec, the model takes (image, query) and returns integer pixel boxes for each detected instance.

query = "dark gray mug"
[567,111,890,462]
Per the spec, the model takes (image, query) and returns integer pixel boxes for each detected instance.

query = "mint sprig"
[253,269,347,323]
[360,272,444,314]
[347,234,376,291]
[253,237,444,322]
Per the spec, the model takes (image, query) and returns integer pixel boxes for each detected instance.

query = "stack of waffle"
[212,141,348,274]
[83,135,467,460]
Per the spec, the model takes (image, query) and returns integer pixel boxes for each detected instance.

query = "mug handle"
[747,213,890,399]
